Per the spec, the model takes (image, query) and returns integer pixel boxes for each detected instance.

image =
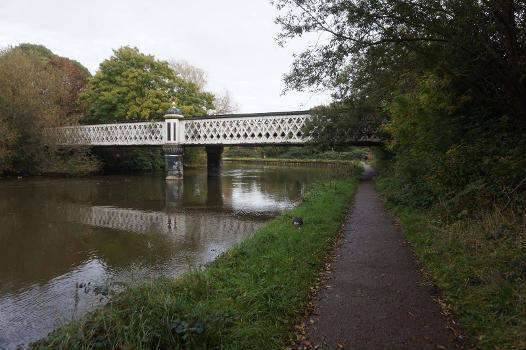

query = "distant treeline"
[224,146,369,162]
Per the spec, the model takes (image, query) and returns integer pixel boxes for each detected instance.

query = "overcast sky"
[0,0,332,113]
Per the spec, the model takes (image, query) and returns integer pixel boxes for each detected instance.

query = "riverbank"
[32,177,359,349]
[303,165,462,349]
[223,157,360,168]
[376,176,525,349]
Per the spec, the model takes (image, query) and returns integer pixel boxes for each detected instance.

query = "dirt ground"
[301,164,465,349]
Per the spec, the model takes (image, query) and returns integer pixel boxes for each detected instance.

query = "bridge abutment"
[205,145,224,177]
[163,145,184,180]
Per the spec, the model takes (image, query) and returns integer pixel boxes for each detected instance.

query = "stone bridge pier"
[163,145,184,180]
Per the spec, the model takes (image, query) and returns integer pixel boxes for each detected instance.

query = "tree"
[13,43,91,119]
[80,46,215,121]
[213,89,239,114]
[169,59,239,114]
[15,43,54,59]
[276,0,524,119]
[274,0,526,204]
[47,55,91,118]
[169,59,208,91]
[172,76,215,117]
[0,47,99,175]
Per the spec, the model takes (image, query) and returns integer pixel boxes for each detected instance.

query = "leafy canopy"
[13,43,92,119]
[0,47,98,175]
[81,47,214,121]
[274,0,526,205]
[169,59,239,114]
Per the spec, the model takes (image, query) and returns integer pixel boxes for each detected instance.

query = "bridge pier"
[206,145,224,177]
[163,104,185,180]
[163,145,184,180]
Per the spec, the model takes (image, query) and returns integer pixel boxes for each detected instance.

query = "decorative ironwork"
[183,114,310,145]
[51,122,165,146]
[48,112,381,146]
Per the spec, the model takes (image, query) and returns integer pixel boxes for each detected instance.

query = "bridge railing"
[49,121,165,146]
[47,111,381,146]
[182,112,310,145]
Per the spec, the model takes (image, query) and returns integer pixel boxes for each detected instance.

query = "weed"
[376,176,526,349]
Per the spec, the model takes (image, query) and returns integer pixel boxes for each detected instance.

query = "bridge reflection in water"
[66,182,265,243]
[0,164,351,349]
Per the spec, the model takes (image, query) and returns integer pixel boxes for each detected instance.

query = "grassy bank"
[223,146,370,162]
[33,178,359,349]
[223,157,360,167]
[376,176,525,349]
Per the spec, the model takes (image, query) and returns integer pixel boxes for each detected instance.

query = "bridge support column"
[163,145,184,180]
[205,145,224,177]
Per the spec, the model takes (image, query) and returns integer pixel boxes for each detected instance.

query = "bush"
[92,146,164,171]
[225,146,371,161]
[224,147,261,158]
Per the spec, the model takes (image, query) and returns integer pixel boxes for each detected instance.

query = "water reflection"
[0,163,349,348]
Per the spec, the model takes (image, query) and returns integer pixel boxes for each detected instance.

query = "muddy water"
[0,163,349,348]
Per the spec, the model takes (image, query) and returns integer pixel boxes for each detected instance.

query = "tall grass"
[33,178,359,349]
[376,176,526,349]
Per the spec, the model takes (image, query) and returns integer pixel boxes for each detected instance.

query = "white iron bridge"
[49,111,381,147]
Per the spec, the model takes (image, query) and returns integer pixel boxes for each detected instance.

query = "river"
[0,163,349,348]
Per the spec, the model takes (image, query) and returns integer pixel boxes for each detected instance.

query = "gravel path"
[303,164,463,349]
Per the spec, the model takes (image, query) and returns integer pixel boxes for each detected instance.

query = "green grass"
[376,176,526,350]
[33,178,359,349]
[223,146,370,162]
[223,157,360,166]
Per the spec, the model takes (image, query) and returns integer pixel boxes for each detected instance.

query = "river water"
[0,163,349,348]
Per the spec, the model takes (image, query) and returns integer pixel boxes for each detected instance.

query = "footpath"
[303,164,464,349]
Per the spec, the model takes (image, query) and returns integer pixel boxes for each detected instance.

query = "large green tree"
[81,47,214,121]
[274,0,526,205]
[274,1,525,120]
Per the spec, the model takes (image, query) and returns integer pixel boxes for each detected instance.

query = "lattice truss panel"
[183,114,310,145]
[51,122,165,145]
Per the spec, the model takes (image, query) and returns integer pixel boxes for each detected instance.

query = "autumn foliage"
[0,45,98,175]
